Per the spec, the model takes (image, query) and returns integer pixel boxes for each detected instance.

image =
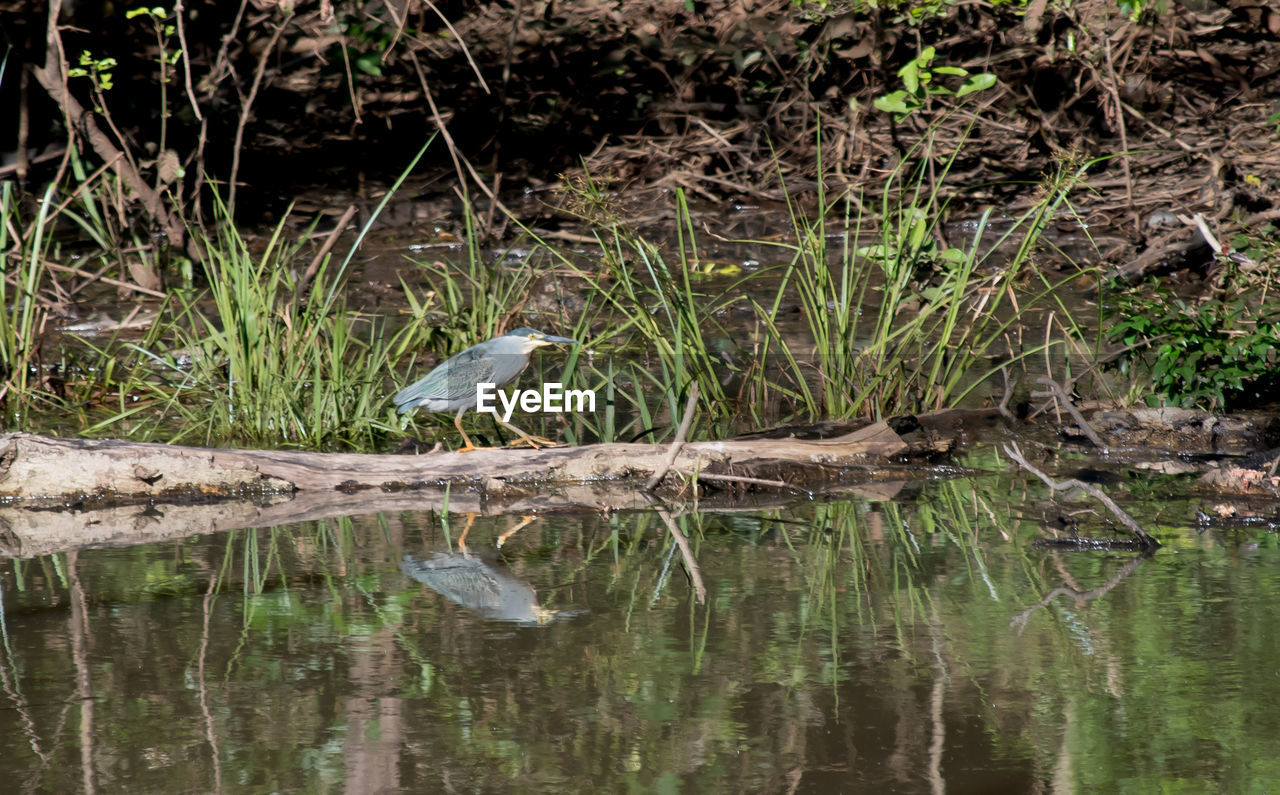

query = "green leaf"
[355,53,383,77]
[956,73,997,97]
[899,62,920,94]
[873,92,912,115]
[933,66,968,77]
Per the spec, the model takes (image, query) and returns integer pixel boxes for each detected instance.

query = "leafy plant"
[126,6,184,161]
[1105,284,1280,410]
[873,46,996,122]
[749,123,1092,420]
[67,50,118,92]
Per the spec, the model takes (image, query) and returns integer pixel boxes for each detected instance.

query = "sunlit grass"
[752,124,1096,420]
[520,123,1098,439]
[0,181,54,417]
[3,124,1107,450]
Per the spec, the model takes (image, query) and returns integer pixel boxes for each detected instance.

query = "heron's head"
[501,327,579,354]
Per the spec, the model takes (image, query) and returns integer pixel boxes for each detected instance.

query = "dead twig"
[672,468,794,491]
[420,0,490,94]
[409,51,514,233]
[338,33,364,126]
[228,16,289,218]
[298,205,358,295]
[173,1,203,122]
[1032,377,1107,451]
[1003,442,1157,548]
[42,261,167,300]
[1102,34,1134,226]
[645,382,700,492]
[30,0,175,285]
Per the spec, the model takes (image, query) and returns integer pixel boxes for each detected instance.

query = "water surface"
[2,472,1276,792]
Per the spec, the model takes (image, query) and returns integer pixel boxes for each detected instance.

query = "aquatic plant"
[753,125,1094,420]
[514,129,1096,438]
[524,174,750,441]
[75,145,454,448]
[103,203,401,448]
[1104,280,1280,411]
[0,182,53,413]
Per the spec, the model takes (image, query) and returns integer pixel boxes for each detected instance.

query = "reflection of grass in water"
[12,487,1280,789]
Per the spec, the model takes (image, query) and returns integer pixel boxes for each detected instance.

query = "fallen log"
[0,477,924,559]
[0,418,962,557]
[0,421,935,504]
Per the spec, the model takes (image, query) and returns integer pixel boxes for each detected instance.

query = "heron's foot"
[455,512,478,553]
[452,439,479,453]
[507,434,558,450]
[496,515,538,549]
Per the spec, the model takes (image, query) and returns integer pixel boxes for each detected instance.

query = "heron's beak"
[535,607,559,625]
[538,334,578,345]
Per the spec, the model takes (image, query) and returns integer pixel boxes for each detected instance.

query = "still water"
[2,472,1278,793]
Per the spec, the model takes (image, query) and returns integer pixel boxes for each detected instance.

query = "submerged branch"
[1003,442,1157,548]
[655,506,706,605]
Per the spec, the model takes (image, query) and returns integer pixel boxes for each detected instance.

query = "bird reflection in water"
[400,514,576,626]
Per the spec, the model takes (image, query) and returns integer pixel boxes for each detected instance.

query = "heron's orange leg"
[497,418,558,449]
[454,408,478,453]
[496,515,537,549]
[455,512,477,554]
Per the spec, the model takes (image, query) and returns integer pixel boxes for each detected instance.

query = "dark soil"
[3,0,1279,273]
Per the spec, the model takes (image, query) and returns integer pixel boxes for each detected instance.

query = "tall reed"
[0,182,53,413]
[525,175,753,440]
[754,126,1094,419]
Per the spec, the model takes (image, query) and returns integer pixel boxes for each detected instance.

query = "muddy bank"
[7,0,1279,270]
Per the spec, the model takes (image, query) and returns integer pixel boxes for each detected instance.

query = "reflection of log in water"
[400,552,576,626]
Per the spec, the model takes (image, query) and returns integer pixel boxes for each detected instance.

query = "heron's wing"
[436,349,502,402]
[395,347,499,407]
[401,555,502,604]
